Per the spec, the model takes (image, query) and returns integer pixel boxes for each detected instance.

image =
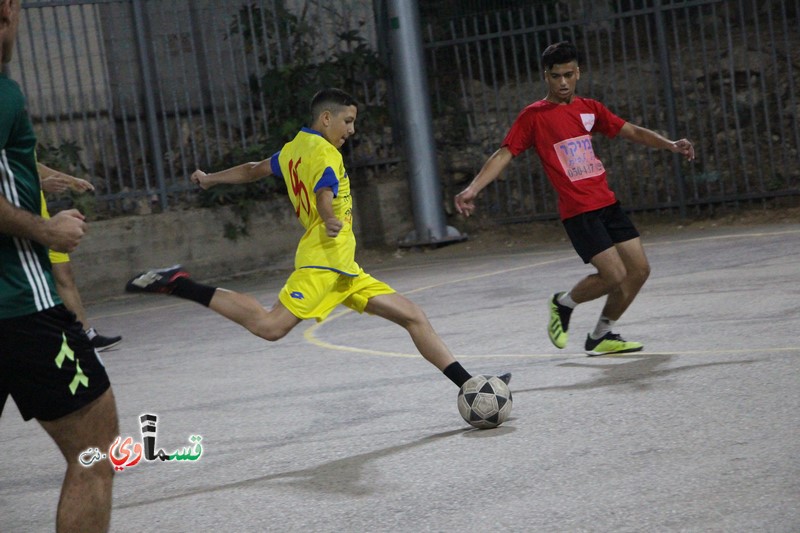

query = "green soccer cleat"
[548,292,572,349]
[584,332,643,356]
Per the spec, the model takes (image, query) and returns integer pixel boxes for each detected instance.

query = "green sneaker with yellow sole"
[585,332,643,356]
[548,292,572,349]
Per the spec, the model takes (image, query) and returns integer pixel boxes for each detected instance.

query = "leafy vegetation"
[198,0,388,238]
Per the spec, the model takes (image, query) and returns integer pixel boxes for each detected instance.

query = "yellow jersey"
[270,127,358,276]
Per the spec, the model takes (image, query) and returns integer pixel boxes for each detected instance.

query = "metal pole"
[132,0,168,211]
[385,0,465,247]
[654,3,686,219]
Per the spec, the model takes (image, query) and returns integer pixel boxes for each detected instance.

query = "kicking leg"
[38,389,118,533]
[365,293,510,387]
[364,292,456,370]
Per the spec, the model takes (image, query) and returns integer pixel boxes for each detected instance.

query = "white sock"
[85,327,97,340]
[557,292,577,309]
[591,316,615,339]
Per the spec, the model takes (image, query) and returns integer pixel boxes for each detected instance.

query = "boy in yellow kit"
[39,165,122,351]
[126,88,508,391]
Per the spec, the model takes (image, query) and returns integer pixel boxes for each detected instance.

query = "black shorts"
[562,202,640,263]
[0,305,111,421]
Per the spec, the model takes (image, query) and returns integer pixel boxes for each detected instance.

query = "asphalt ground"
[2,222,799,532]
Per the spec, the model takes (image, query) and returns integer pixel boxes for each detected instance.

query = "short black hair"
[310,88,358,123]
[542,41,579,71]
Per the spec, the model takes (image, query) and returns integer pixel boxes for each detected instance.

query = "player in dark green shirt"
[0,1,118,530]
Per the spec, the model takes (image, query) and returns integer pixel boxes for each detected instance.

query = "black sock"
[171,278,217,307]
[443,362,472,388]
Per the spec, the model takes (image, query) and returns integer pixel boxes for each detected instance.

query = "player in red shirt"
[455,41,695,356]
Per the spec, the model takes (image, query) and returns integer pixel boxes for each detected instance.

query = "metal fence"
[8,0,800,222]
[422,0,800,221]
[10,0,382,215]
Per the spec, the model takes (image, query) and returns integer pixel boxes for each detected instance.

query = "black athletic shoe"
[89,331,123,351]
[498,372,512,385]
[125,264,190,295]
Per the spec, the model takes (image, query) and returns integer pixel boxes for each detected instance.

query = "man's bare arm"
[0,195,86,253]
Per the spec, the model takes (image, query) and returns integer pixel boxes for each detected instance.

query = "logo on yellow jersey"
[289,158,310,218]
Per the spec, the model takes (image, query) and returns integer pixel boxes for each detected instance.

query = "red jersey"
[502,97,626,220]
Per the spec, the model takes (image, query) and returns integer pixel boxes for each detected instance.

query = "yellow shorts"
[40,192,70,264]
[278,267,395,322]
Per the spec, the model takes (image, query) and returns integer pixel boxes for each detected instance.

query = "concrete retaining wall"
[69,200,302,304]
[68,176,415,303]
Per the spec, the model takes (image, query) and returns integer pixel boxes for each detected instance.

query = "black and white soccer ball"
[457,375,513,429]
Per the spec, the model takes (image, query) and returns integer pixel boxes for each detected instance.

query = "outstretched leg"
[126,265,301,342]
[208,289,301,341]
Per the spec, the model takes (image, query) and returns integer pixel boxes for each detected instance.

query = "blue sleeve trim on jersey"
[313,167,339,197]
[269,151,282,178]
[300,265,358,277]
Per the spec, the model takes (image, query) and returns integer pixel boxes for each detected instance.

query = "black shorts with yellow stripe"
[0,304,111,421]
